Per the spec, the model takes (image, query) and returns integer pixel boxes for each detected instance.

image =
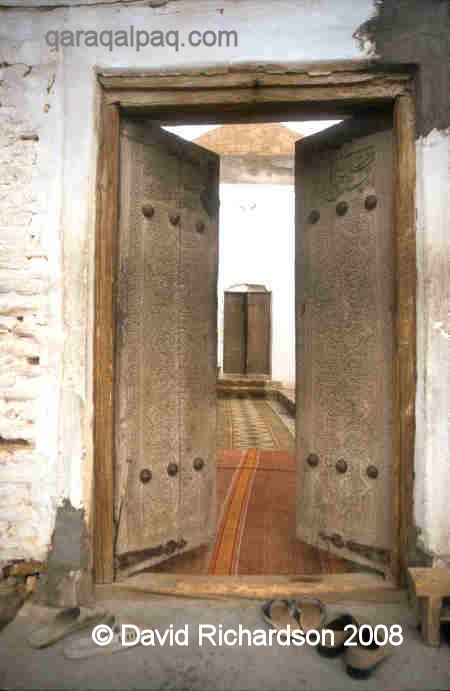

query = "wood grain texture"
[295,116,394,574]
[409,566,449,646]
[392,94,417,586]
[422,596,443,647]
[98,63,413,91]
[409,568,450,596]
[223,293,246,375]
[93,103,119,584]
[105,84,409,111]
[246,293,271,376]
[115,120,219,572]
[109,572,404,602]
[100,72,410,91]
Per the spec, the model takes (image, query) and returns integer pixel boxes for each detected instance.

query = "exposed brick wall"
[0,66,48,443]
[0,64,50,562]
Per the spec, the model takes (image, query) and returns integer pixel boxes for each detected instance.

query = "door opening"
[114,116,394,581]
[94,64,416,597]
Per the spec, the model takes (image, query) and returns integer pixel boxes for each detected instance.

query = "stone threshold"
[217,377,296,417]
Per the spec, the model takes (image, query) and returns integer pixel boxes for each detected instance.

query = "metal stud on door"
[115,120,218,576]
[295,114,394,574]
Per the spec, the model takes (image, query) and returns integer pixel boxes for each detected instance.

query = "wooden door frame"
[93,61,417,597]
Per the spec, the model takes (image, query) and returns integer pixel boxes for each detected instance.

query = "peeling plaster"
[433,321,450,341]
[356,0,450,136]
[41,498,91,606]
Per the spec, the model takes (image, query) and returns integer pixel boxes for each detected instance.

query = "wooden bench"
[409,567,450,646]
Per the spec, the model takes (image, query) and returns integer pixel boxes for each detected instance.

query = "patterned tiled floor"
[229,397,277,449]
[217,395,295,450]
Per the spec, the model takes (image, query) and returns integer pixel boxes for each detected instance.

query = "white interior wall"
[0,0,449,565]
[414,129,450,561]
[217,184,295,385]
[166,122,342,387]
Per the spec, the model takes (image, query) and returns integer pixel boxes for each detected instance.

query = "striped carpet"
[148,397,351,576]
[209,449,260,574]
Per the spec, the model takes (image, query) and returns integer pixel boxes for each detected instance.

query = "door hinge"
[116,538,187,570]
[318,532,389,564]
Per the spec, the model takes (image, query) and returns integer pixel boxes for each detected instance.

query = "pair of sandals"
[262,598,326,637]
[262,599,392,679]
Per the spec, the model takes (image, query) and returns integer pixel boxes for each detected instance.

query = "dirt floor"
[1,597,450,690]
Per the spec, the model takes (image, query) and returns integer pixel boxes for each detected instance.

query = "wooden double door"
[223,290,272,376]
[114,113,395,579]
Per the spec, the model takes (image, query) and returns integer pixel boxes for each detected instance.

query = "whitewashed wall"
[218,184,295,385]
[0,0,449,564]
[414,129,450,561]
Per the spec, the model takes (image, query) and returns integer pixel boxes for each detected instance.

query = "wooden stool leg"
[422,596,442,646]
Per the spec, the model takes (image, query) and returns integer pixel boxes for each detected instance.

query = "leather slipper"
[441,604,450,621]
[317,612,360,657]
[344,628,393,679]
[28,606,109,649]
[262,598,326,637]
[64,614,145,659]
[296,598,326,632]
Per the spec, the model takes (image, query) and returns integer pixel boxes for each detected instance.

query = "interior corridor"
[148,395,352,576]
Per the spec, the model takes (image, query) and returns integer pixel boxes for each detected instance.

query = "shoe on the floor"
[344,627,393,679]
[262,598,326,637]
[317,612,360,657]
[28,606,109,649]
[441,603,450,621]
[64,614,146,658]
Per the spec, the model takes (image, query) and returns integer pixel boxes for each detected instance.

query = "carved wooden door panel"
[247,292,271,375]
[223,292,246,374]
[115,118,219,578]
[295,115,394,574]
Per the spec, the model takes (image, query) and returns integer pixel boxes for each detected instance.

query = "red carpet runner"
[147,397,351,575]
[209,449,260,575]
[149,447,351,576]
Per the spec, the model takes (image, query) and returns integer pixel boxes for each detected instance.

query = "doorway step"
[217,377,296,422]
[217,375,280,398]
